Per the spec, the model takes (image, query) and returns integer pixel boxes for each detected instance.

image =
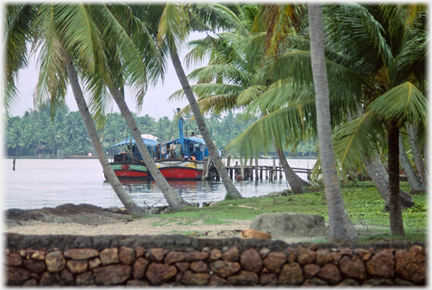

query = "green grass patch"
[146,181,427,243]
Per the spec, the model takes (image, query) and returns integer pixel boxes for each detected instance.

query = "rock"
[45,250,66,273]
[184,251,209,262]
[182,271,210,285]
[7,266,31,285]
[317,263,341,285]
[303,264,321,278]
[285,248,298,262]
[297,248,316,265]
[64,248,99,260]
[222,247,239,262]
[227,270,259,285]
[93,264,132,285]
[23,259,45,273]
[31,250,45,260]
[133,257,149,280]
[7,253,22,266]
[100,248,119,265]
[210,249,222,260]
[135,246,145,258]
[240,248,262,273]
[145,248,165,262]
[260,273,277,285]
[89,258,102,269]
[395,245,425,284]
[340,248,353,256]
[209,275,231,286]
[175,262,190,273]
[339,255,366,280]
[127,279,149,286]
[145,263,177,285]
[362,278,394,285]
[250,213,328,239]
[309,243,318,250]
[119,246,136,265]
[165,251,185,264]
[302,278,328,286]
[259,248,271,259]
[316,249,333,266]
[60,268,74,285]
[23,278,38,286]
[209,260,241,278]
[357,248,372,261]
[263,252,286,273]
[365,249,395,278]
[338,278,360,286]
[40,272,64,286]
[394,278,414,285]
[66,259,88,274]
[76,271,95,285]
[331,251,342,262]
[190,261,209,273]
[278,263,304,285]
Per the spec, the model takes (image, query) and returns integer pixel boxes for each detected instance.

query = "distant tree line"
[4,105,318,158]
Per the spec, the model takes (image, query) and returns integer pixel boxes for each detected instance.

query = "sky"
[9,31,208,121]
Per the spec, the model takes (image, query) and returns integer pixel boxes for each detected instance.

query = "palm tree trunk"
[272,137,304,193]
[407,125,427,186]
[110,87,190,211]
[65,55,146,217]
[364,153,414,209]
[388,126,405,236]
[399,134,425,191]
[169,47,242,199]
[309,3,357,242]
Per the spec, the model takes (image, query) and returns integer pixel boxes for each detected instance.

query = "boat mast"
[177,108,184,157]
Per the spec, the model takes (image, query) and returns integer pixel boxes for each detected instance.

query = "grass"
[143,181,427,243]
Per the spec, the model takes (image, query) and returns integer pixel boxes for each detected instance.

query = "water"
[3,158,316,210]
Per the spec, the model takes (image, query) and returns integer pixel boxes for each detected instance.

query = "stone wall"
[5,233,426,286]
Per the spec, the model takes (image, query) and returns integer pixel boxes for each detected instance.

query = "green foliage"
[149,180,426,243]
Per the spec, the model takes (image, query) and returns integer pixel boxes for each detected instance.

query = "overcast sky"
[9,32,207,121]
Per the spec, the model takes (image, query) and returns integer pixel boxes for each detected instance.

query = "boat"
[108,135,158,179]
[107,109,217,180]
[153,109,213,180]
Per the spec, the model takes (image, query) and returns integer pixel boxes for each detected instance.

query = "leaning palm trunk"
[407,125,427,186]
[66,56,146,217]
[309,4,357,242]
[388,126,405,236]
[363,153,414,209]
[169,47,242,199]
[399,134,425,191]
[272,137,304,193]
[110,87,190,211]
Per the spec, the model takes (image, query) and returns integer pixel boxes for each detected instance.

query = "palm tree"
[308,4,358,242]
[156,3,244,199]
[5,3,146,216]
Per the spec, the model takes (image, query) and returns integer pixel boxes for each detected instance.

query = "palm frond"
[368,82,427,128]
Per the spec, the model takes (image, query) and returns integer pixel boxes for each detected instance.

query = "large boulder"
[250,213,328,240]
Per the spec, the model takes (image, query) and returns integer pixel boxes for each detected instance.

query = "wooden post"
[255,156,259,180]
[240,158,244,180]
[266,166,269,179]
[278,159,283,179]
[272,157,276,180]
[227,155,231,167]
[12,158,16,171]
[260,166,263,180]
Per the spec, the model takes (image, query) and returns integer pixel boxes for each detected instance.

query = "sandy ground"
[5,217,326,244]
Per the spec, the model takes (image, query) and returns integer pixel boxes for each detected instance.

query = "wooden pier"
[210,157,314,182]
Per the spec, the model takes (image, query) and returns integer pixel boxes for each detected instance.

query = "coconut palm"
[308,3,358,242]
[5,3,146,216]
[155,3,245,199]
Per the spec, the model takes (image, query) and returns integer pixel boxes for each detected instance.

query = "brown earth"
[4,203,385,244]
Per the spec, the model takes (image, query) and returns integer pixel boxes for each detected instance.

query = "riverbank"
[5,181,426,244]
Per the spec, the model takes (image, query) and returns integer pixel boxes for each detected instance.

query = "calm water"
[3,158,316,210]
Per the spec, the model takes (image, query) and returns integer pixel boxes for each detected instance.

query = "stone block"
[100,248,119,265]
[64,248,99,260]
[93,264,132,285]
[263,252,286,273]
[182,270,210,285]
[278,263,303,285]
[240,248,262,273]
[45,251,66,273]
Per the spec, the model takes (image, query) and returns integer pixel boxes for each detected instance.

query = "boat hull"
[109,163,149,179]
[155,159,204,180]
